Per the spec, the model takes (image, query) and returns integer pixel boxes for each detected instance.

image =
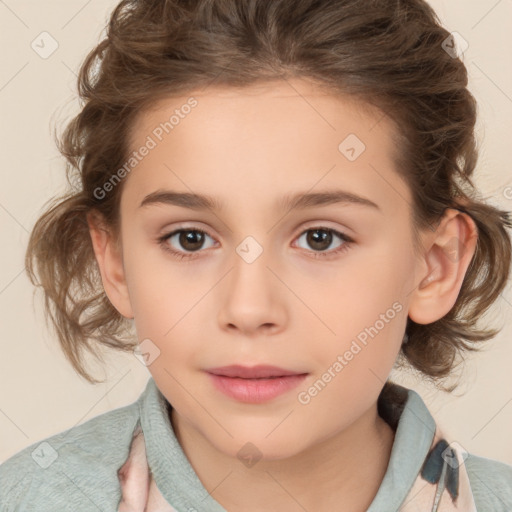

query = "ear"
[408,208,478,325]
[86,210,134,319]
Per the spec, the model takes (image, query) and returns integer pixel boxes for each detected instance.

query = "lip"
[205,364,305,378]
[205,365,308,403]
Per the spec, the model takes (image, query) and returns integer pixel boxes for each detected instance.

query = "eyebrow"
[138,189,381,212]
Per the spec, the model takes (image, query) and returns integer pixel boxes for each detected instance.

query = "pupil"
[180,230,204,251]
[308,229,331,251]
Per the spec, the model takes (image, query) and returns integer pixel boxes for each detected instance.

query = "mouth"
[205,364,307,379]
[204,365,309,403]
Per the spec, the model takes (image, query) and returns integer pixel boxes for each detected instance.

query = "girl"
[1,0,511,510]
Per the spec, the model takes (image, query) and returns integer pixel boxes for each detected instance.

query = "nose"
[217,247,288,337]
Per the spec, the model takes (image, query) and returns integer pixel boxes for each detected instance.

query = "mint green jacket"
[1,377,511,511]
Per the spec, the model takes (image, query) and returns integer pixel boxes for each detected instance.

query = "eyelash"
[157,226,354,261]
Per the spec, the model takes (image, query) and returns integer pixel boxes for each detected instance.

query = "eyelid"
[293,220,353,238]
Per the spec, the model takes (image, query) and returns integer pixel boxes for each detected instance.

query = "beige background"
[1,0,511,465]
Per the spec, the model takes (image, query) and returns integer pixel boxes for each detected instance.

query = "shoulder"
[0,397,141,511]
[465,452,512,511]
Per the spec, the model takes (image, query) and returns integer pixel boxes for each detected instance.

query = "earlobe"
[408,208,478,325]
[86,211,134,319]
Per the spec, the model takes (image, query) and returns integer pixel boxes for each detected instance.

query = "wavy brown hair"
[25,0,512,390]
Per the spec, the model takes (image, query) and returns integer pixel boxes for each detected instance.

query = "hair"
[25,0,512,391]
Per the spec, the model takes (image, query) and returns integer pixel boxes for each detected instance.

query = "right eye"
[158,227,217,259]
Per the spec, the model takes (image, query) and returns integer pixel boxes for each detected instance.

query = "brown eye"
[296,227,347,253]
[293,226,354,260]
[178,230,205,251]
[160,228,216,255]
[305,229,333,251]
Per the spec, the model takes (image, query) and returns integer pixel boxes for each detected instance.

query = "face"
[116,78,421,460]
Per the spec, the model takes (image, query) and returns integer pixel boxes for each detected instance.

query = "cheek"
[302,302,406,429]
[315,241,412,326]
[126,268,211,369]
[312,243,413,378]
[124,240,197,322]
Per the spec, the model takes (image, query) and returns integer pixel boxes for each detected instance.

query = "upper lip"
[205,365,307,379]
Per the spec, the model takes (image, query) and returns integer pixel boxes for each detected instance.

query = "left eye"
[294,227,350,253]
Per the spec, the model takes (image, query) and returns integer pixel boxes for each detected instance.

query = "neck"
[170,402,395,511]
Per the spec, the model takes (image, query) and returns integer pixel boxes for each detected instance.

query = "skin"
[87,78,478,511]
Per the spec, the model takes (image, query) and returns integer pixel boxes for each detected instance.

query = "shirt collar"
[368,382,437,510]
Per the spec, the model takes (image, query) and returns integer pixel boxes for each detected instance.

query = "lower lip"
[207,373,308,403]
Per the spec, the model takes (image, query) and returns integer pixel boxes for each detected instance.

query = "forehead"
[130,79,387,141]
[122,78,409,218]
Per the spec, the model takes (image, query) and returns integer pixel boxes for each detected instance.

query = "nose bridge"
[218,188,290,280]
[229,233,274,298]
[225,209,292,292]
[217,232,287,333]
